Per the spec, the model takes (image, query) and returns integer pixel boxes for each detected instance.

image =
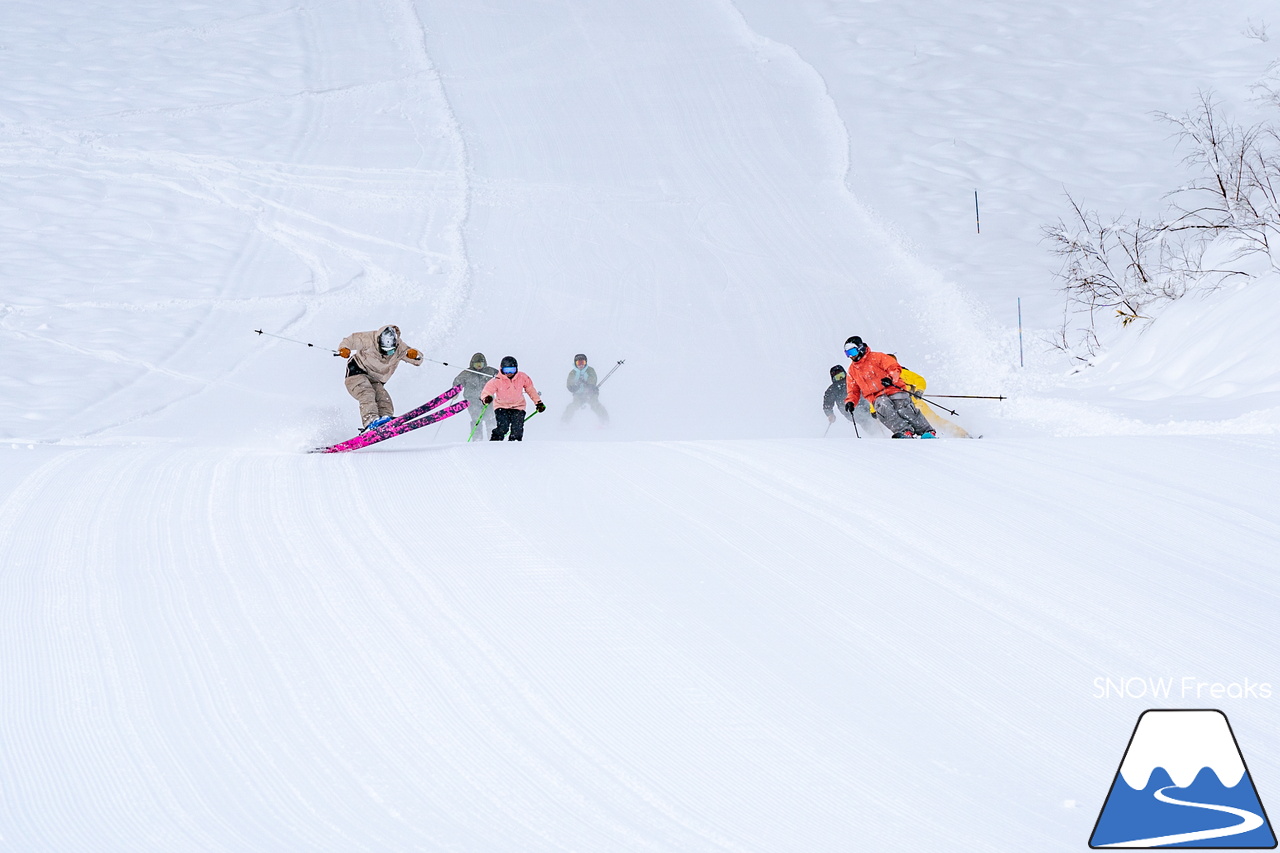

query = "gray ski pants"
[465,395,496,436]
[873,392,933,436]
[561,393,609,424]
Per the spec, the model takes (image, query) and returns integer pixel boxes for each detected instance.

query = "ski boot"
[362,415,394,432]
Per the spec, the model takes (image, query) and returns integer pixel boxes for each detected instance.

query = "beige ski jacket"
[339,325,423,384]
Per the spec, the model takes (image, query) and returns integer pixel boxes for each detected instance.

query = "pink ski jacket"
[481,372,542,411]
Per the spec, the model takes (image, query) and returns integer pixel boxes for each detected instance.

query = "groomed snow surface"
[2,0,1279,851]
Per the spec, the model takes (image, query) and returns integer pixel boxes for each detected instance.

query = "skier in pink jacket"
[480,355,545,441]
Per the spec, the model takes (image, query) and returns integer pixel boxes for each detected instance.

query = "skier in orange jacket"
[842,336,936,438]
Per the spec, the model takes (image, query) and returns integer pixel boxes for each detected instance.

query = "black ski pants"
[490,407,526,441]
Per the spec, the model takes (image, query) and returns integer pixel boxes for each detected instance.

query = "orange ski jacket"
[843,350,904,408]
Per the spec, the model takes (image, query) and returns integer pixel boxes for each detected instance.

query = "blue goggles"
[845,345,861,357]
[502,366,517,374]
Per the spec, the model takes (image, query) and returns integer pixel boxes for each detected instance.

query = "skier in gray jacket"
[453,352,498,436]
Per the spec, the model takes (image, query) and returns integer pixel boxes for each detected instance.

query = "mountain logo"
[1090,709,1276,848]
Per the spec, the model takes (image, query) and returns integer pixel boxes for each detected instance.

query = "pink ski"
[312,388,467,453]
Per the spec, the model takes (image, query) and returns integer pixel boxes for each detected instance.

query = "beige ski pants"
[344,374,394,426]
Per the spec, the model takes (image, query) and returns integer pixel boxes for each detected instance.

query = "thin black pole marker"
[975,190,981,234]
[254,328,339,355]
[1018,297,1024,368]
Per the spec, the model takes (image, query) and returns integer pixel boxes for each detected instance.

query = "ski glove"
[880,377,893,388]
[535,401,546,414]
[844,401,856,415]
[483,395,494,405]
[406,348,420,359]
[338,347,351,358]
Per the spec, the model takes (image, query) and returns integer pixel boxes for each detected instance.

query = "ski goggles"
[574,358,587,365]
[845,344,864,358]
[502,366,518,374]
[832,372,846,382]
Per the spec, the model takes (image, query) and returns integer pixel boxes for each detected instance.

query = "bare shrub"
[1159,92,1280,262]
[1044,92,1274,359]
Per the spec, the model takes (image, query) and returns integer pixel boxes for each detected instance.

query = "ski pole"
[597,359,626,388]
[823,420,833,438]
[916,394,1007,400]
[421,356,495,379]
[852,415,861,439]
[467,402,490,442]
[253,328,339,355]
[887,382,960,416]
[912,393,960,416]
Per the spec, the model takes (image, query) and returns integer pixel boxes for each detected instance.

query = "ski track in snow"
[4,437,1278,850]
[0,0,471,444]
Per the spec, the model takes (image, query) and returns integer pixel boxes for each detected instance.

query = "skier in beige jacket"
[338,324,423,430]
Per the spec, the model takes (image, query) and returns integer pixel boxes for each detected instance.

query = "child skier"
[454,352,498,437]
[338,324,423,430]
[481,356,545,441]
[842,336,936,438]
[561,353,609,425]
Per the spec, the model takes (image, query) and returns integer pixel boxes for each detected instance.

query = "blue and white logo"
[1091,709,1276,848]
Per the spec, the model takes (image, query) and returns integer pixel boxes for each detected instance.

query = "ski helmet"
[378,326,399,355]
[574,353,587,365]
[845,336,867,361]
[500,355,518,375]
[829,365,846,380]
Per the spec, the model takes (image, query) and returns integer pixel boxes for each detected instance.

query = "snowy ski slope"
[2,0,1279,851]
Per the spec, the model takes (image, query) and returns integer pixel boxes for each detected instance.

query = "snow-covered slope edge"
[1004,271,1280,436]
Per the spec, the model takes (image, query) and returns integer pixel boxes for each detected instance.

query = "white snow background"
[1,0,1279,850]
